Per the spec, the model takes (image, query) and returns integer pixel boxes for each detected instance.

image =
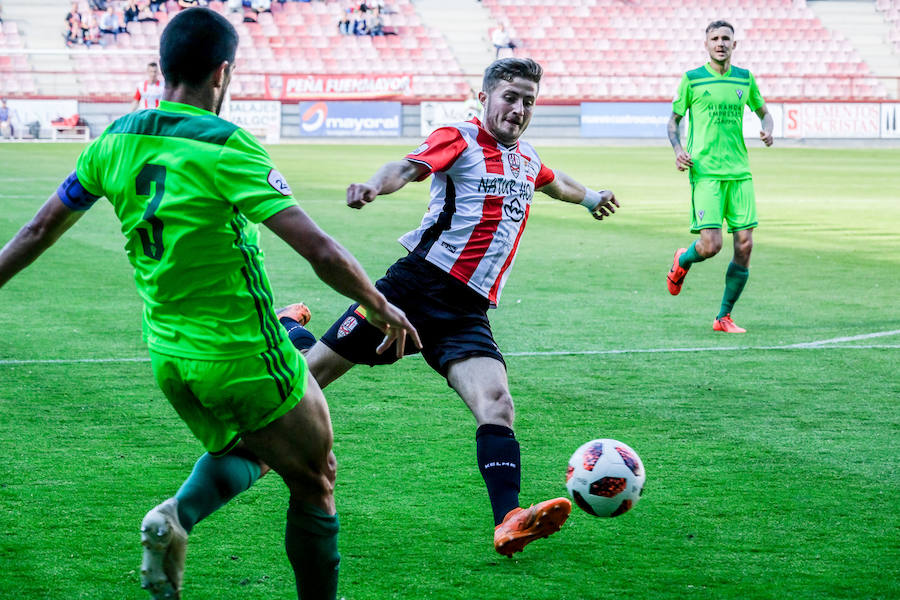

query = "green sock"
[285,502,340,600]
[678,240,707,269]
[174,452,261,533]
[718,261,750,319]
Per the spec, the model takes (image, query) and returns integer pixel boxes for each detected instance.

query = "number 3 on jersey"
[136,164,166,260]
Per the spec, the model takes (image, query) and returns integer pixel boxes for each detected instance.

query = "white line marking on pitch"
[1,330,897,366]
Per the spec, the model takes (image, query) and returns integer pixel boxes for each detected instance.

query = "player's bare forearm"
[540,169,587,204]
[0,194,83,289]
[265,206,385,310]
[368,160,423,195]
[265,206,422,354]
[346,160,426,209]
[757,106,775,147]
[540,170,618,221]
[668,112,693,170]
[667,113,683,152]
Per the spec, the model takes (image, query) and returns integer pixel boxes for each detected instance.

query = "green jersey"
[75,100,297,359]
[672,64,765,181]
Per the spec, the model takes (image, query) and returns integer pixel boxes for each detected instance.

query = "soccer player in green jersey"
[666,20,774,333]
[0,8,420,600]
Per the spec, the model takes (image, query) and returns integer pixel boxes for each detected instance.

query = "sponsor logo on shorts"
[337,315,358,339]
[440,240,458,253]
[267,169,292,196]
[697,209,705,220]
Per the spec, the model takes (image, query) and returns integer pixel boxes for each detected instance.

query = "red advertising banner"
[265,74,413,100]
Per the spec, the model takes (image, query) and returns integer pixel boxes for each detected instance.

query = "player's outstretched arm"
[0,193,84,289]
[264,205,421,356]
[668,112,693,171]
[346,159,428,209]
[539,169,618,221]
[756,104,774,147]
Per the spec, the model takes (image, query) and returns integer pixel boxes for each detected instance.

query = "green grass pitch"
[0,142,898,599]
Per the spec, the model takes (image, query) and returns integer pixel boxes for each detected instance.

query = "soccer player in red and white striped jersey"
[130,62,164,111]
[305,58,620,557]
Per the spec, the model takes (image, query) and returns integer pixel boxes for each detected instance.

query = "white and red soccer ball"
[566,439,645,517]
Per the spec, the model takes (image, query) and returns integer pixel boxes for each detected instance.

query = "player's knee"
[483,390,515,427]
[705,239,723,256]
[283,453,336,502]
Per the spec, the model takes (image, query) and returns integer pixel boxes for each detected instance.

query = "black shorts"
[320,254,505,377]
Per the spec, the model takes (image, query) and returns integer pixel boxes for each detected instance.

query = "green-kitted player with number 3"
[0,8,419,600]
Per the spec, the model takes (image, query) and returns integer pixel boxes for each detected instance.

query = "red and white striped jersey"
[401,118,555,306]
[133,79,163,109]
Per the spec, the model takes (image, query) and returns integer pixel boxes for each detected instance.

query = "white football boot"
[140,498,188,600]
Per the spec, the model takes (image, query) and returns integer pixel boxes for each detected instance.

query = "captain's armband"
[57,171,101,211]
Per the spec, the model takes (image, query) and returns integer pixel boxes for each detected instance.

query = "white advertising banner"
[783,103,881,139]
[880,103,900,139]
[4,99,78,129]
[221,100,281,142]
[741,103,784,139]
[420,101,480,136]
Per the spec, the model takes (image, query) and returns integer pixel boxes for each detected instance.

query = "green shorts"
[690,178,758,234]
[149,338,307,455]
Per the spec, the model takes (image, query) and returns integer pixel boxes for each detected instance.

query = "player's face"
[705,27,736,65]
[479,77,538,145]
[147,65,159,81]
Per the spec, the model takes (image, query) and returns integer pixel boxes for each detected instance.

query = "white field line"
[1,330,897,366]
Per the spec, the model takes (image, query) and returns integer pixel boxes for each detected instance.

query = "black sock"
[279,316,317,351]
[476,424,521,526]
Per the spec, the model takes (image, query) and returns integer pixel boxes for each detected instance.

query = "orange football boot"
[276,302,312,326]
[667,248,689,295]
[493,497,571,557]
[713,314,746,333]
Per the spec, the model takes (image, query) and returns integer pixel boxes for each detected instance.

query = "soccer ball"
[565,439,645,517]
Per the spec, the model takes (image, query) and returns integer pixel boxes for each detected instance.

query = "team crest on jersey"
[337,315,358,339]
[507,153,520,177]
[735,89,743,100]
[267,169,292,196]
[410,143,429,155]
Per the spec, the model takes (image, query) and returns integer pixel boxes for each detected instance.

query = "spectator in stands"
[337,8,350,35]
[82,13,102,47]
[100,6,130,41]
[0,99,14,139]
[137,2,160,22]
[123,0,140,26]
[226,0,242,13]
[89,0,108,10]
[251,0,271,13]
[149,0,167,12]
[351,8,367,35]
[178,0,206,8]
[65,2,82,28]
[491,23,516,58]
[131,61,164,111]
[367,7,395,36]
[64,19,83,48]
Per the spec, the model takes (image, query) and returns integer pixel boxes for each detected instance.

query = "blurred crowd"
[62,0,346,48]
